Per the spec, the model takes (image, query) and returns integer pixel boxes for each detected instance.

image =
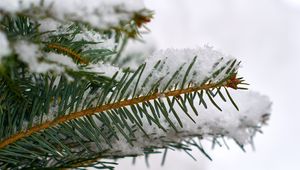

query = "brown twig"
[47,43,89,64]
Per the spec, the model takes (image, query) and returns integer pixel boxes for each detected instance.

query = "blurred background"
[116,0,300,169]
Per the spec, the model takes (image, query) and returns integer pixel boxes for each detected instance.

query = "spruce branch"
[0,1,272,169]
[0,73,242,150]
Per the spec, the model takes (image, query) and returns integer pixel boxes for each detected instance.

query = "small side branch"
[47,43,89,65]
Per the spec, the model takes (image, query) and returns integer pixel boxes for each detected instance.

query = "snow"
[87,63,120,78]
[127,46,238,96]
[39,22,117,51]
[0,0,146,29]
[46,52,78,69]
[38,18,61,32]
[73,28,117,51]
[14,41,45,73]
[14,41,77,73]
[0,31,11,60]
[0,0,35,13]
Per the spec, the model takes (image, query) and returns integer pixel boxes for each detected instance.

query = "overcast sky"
[116,0,300,169]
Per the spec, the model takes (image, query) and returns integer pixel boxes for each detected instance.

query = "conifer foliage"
[0,1,271,169]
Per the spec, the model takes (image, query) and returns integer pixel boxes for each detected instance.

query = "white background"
[116,0,300,169]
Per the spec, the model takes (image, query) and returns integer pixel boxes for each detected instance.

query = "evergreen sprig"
[0,52,243,168]
[0,3,269,170]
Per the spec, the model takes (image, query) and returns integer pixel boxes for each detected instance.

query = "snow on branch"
[0,0,148,29]
[77,47,271,157]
